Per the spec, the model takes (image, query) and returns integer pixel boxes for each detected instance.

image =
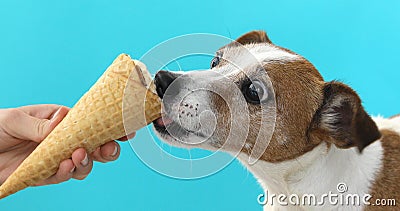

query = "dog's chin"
[152,116,210,148]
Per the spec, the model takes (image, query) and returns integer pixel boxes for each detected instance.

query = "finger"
[35,159,74,186]
[91,141,120,162]
[71,148,93,180]
[100,141,120,161]
[3,107,69,142]
[18,104,70,119]
[118,132,136,141]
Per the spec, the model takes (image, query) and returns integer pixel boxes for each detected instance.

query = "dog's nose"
[154,70,180,99]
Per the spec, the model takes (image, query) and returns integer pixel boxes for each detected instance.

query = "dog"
[152,31,400,210]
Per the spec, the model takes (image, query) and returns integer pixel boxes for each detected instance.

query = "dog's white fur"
[240,138,384,210]
[373,116,400,134]
[225,43,299,63]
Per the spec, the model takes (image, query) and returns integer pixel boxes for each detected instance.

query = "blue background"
[0,0,399,210]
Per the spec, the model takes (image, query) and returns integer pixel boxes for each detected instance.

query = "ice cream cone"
[0,54,161,199]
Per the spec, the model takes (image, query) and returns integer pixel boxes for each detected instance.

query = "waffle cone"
[0,54,161,199]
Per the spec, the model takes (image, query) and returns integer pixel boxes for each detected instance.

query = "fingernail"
[81,153,89,166]
[70,166,76,173]
[111,145,118,157]
[50,108,61,123]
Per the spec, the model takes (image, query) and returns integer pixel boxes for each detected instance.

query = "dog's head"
[153,31,381,163]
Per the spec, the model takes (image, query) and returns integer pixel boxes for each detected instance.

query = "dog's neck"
[237,140,383,210]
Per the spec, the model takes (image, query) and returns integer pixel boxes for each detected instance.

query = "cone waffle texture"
[0,54,161,199]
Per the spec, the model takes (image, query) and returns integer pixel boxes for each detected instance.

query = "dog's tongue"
[155,116,174,127]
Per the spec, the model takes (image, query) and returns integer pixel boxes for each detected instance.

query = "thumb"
[30,118,53,143]
[30,107,69,143]
[3,107,68,143]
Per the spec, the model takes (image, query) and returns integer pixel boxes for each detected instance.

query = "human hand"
[0,104,135,185]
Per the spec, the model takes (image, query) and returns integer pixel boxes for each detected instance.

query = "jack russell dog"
[152,31,399,210]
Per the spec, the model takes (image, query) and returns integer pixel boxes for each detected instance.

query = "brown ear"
[236,30,272,45]
[309,82,381,152]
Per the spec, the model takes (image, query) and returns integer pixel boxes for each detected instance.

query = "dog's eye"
[242,80,268,104]
[210,56,220,69]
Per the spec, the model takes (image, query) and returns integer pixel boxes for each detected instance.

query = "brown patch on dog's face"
[365,129,400,210]
[212,31,381,163]
[211,31,327,162]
